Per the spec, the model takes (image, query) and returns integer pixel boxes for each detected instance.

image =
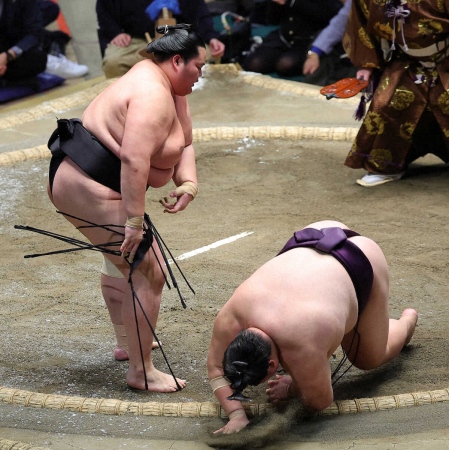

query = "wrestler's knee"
[351,352,385,370]
[148,263,167,292]
[135,255,167,291]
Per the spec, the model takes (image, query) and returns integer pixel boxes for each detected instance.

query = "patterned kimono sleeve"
[342,0,384,70]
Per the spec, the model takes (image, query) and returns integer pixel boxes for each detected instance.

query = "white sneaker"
[356,172,404,187]
[46,54,89,79]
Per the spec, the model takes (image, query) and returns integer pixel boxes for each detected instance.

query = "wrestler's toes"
[402,308,418,320]
[402,308,418,346]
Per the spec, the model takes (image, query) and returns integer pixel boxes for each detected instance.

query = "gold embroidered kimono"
[343,0,449,174]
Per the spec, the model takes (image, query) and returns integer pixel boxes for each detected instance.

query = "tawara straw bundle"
[0,124,358,168]
[2,63,443,434]
[1,386,449,418]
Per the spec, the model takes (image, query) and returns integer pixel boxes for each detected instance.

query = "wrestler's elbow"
[302,391,333,412]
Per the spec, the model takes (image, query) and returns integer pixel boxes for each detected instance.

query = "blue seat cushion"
[0,72,65,104]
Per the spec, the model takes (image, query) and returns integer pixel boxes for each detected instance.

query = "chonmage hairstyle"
[223,330,271,401]
[146,24,206,63]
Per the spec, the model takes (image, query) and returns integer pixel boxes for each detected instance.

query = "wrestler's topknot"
[146,23,206,63]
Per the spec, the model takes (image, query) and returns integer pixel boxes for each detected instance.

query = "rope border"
[1,64,443,425]
[0,437,48,450]
[0,386,448,418]
[0,125,358,167]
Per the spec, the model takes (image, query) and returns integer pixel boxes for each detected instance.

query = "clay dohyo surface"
[0,66,449,448]
[1,136,448,408]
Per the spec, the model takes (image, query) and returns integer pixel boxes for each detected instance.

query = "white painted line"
[168,231,254,264]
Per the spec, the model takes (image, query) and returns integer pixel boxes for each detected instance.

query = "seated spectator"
[241,0,343,78]
[96,0,225,79]
[302,0,356,86]
[38,0,60,26]
[38,0,89,79]
[0,0,48,90]
[39,0,71,57]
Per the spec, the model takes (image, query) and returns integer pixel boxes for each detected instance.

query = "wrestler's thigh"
[50,159,125,246]
[341,245,390,369]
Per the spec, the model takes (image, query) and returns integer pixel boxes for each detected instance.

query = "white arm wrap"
[210,376,231,393]
[175,181,198,199]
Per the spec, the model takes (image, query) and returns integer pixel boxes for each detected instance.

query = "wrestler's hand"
[159,191,193,214]
[266,374,293,404]
[213,415,250,435]
[159,182,197,214]
[120,225,143,263]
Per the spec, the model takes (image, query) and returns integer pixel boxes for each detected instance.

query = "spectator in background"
[38,0,60,26]
[241,0,343,78]
[0,0,48,89]
[96,0,225,79]
[39,0,71,56]
[343,0,449,186]
[302,0,356,86]
[38,0,89,78]
[206,0,255,17]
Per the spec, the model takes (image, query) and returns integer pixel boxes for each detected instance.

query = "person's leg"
[49,159,184,392]
[341,240,418,370]
[101,273,130,361]
[102,38,147,78]
[3,49,48,81]
[275,48,306,77]
[101,268,160,361]
[39,0,60,27]
[118,242,186,391]
[241,33,283,74]
[406,109,449,165]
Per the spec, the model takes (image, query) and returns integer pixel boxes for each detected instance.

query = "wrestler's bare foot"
[401,308,418,346]
[126,367,187,392]
[266,374,292,404]
[114,341,160,361]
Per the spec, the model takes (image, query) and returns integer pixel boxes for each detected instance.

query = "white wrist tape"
[210,376,231,393]
[175,181,198,199]
[125,216,144,229]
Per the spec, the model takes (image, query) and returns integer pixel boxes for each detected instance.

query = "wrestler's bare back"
[215,221,388,366]
[81,59,191,190]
